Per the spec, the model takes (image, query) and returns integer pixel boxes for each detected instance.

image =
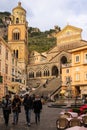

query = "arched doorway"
[60,56,67,74]
[61,56,67,64]
[52,66,59,77]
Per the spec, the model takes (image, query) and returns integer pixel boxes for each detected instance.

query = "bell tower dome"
[11,2,26,24]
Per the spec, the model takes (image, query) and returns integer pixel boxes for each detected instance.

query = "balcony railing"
[62,63,71,68]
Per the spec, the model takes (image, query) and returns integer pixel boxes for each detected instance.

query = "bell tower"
[8,2,28,70]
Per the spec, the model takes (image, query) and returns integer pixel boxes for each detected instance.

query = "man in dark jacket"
[12,94,21,125]
[2,94,11,126]
[23,94,33,126]
[33,95,42,124]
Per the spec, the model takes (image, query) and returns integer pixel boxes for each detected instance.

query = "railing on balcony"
[62,63,71,68]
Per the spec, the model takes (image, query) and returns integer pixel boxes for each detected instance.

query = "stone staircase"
[30,77,61,100]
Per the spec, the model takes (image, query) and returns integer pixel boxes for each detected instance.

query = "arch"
[36,71,42,77]
[60,56,67,64]
[12,28,20,40]
[52,66,59,77]
[29,71,34,78]
[13,49,18,58]
[16,18,19,23]
[43,70,50,77]
[16,50,18,58]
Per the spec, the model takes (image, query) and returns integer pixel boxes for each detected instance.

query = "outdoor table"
[66,126,87,130]
[78,113,87,120]
[60,111,78,118]
[68,112,78,117]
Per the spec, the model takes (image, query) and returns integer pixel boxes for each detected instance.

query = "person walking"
[23,94,33,126]
[12,94,21,125]
[2,94,11,126]
[33,95,42,124]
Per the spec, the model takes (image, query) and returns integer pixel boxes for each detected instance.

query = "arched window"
[44,71,45,76]
[61,56,67,64]
[13,50,15,57]
[12,29,20,40]
[16,50,18,58]
[16,18,19,23]
[13,50,19,58]
[36,71,42,77]
[29,72,34,78]
[39,71,42,77]
[52,66,59,77]
[43,70,50,77]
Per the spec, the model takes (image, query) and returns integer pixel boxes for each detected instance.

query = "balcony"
[62,63,71,68]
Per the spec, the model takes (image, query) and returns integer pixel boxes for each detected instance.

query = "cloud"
[0,0,87,39]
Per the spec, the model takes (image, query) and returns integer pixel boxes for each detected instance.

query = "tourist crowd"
[1,93,42,127]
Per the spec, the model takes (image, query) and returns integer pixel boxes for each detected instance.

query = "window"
[16,50,18,58]
[0,60,1,71]
[84,53,87,63]
[5,64,8,74]
[44,70,50,76]
[85,73,87,80]
[6,49,8,60]
[0,76,3,83]
[29,72,34,78]
[13,50,18,58]
[36,71,42,77]
[66,69,69,73]
[0,44,1,54]
[16,18,19,23]
[75,73,80,81]
[75,55,80,63]
[13,32,20,40]
[85,54,87,59]
[12,29,20,40]
[12,68,14,76]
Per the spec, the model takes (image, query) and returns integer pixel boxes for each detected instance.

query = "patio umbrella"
[80,104,87,112]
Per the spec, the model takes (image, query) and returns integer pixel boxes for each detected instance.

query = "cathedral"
[0,2,87,100]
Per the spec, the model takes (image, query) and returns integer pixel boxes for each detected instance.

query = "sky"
[0,0,87,40]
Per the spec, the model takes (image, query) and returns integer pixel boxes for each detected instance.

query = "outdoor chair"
[64,112,72,118]
[82,115,87,127]
[69,117,81,127]
[56,117,69,130]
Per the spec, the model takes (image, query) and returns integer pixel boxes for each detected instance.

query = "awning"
[8,85,19,94]
[8,87,17,94]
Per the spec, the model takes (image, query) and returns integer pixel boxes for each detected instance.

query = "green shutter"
[0,76,3,83]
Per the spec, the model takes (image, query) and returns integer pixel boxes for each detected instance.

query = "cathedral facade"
[28,25,87,98]
[1,2,87,100]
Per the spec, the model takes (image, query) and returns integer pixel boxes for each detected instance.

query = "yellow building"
[62,44,87,98]
[71,46,87,98]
